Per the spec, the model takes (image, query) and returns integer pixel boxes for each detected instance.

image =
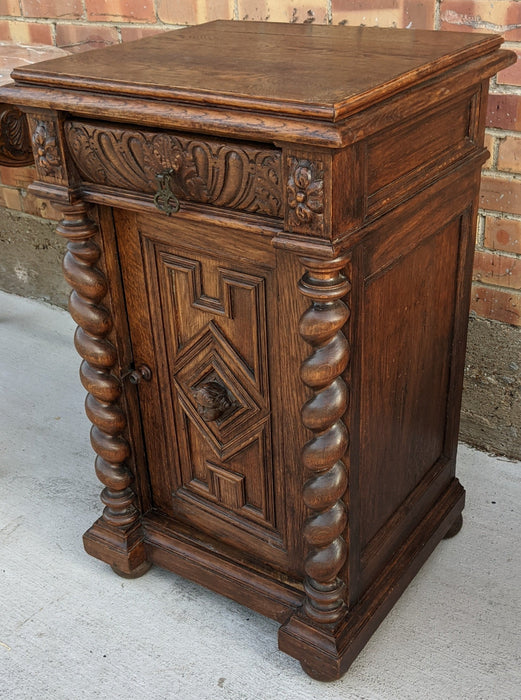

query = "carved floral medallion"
[32,120,63,179]
[287,157,324,232]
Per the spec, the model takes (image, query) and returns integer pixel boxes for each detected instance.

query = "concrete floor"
[1,289,520,700]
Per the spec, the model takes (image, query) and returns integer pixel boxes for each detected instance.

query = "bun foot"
[443,512,463,539]
[300,660,339,682]
[111,561,152,579]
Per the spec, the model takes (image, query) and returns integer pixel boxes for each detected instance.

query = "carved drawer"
[64,120,283,219]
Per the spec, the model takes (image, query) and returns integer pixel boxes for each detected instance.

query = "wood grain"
[65,120,283,218]
[11,22,504,119]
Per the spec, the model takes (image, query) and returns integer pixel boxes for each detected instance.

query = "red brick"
[0,164,35,188]
[403,0,436,30]
[484,216,521,255]
[287,5,329,23]
[85,0,156,23]
[332,0,403,27]
[0,185,23,210]
[0,22,11,42]
[0,20,53,45]
[497,134,521,173]
[473,249,521,290]
[158,0,234,25]
[440,1,521,41]
[0,0,21,16]
[480,175,521,216]
[440,20,477,33]
[55,23,119,53]
[239,1,328,23]
[332,0,435,30]
[21,0,83,20]
[157,0,194,24]
[483,131,494,169]
[22,192,61,220]
[120,26,167,43]
[471,283,521,325]
[487,93,521,131]
[332,0,401,10]
[497,48,521,86]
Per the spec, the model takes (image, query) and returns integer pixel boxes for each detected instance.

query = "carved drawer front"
[64,120,283,218]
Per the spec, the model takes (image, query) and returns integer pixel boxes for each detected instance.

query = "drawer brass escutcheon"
[154,168,180,215]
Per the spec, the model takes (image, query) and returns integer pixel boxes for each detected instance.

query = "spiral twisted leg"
[298,255,351,625]
[56,201,149,576]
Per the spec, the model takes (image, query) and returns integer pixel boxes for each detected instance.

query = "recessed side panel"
[358,216,462,561]
[365,90,481,220]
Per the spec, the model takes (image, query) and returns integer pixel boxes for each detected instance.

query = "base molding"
[84,510,304,623]
[83,480,464,681]
[278,479,465,681]
[142,512,304,623]
[83,518,149,576]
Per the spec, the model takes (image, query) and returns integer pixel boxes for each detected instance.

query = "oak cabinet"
[0,21,514,681]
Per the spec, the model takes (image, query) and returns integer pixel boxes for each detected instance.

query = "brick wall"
[0,0,519,329]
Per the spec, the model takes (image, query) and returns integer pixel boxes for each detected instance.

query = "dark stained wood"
[0,47,511,151]
[0,20,515,681]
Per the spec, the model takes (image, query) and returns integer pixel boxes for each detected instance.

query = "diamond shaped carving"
[174,321,267,459]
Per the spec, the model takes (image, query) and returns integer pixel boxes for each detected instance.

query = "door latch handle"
[121,364,152,385]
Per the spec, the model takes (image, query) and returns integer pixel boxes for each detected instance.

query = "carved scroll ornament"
[0,105,33,166]
[64,120,283,218]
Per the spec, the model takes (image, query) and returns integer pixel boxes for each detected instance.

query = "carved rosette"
[31,119,63,180]
[287,157,324,233]
[55,202,139,530]
[298,255,350,624]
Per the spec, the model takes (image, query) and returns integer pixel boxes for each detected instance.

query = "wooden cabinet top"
[9,21,506,118]
[1,21,514,147]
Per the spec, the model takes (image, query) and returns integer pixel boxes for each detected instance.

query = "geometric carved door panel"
[118,212,288,565]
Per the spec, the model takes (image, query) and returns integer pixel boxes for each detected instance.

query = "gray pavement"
[1,290,520,699]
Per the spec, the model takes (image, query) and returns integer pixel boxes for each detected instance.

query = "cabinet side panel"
[359,218,461,548]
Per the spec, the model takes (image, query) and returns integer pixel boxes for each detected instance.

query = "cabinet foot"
[443,512,463,539]
[300,659,339,682]
[111,561,152,579]
[279,612,344,682]
[280,480,465,681]
[83,518,149,577]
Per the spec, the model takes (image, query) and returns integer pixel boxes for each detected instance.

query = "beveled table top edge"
[8,21,505,123]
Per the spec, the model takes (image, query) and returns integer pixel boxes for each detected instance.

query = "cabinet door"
[113,208,295,571]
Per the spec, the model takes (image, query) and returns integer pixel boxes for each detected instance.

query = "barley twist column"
[298,254,350,624]
[56,202,139,530]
